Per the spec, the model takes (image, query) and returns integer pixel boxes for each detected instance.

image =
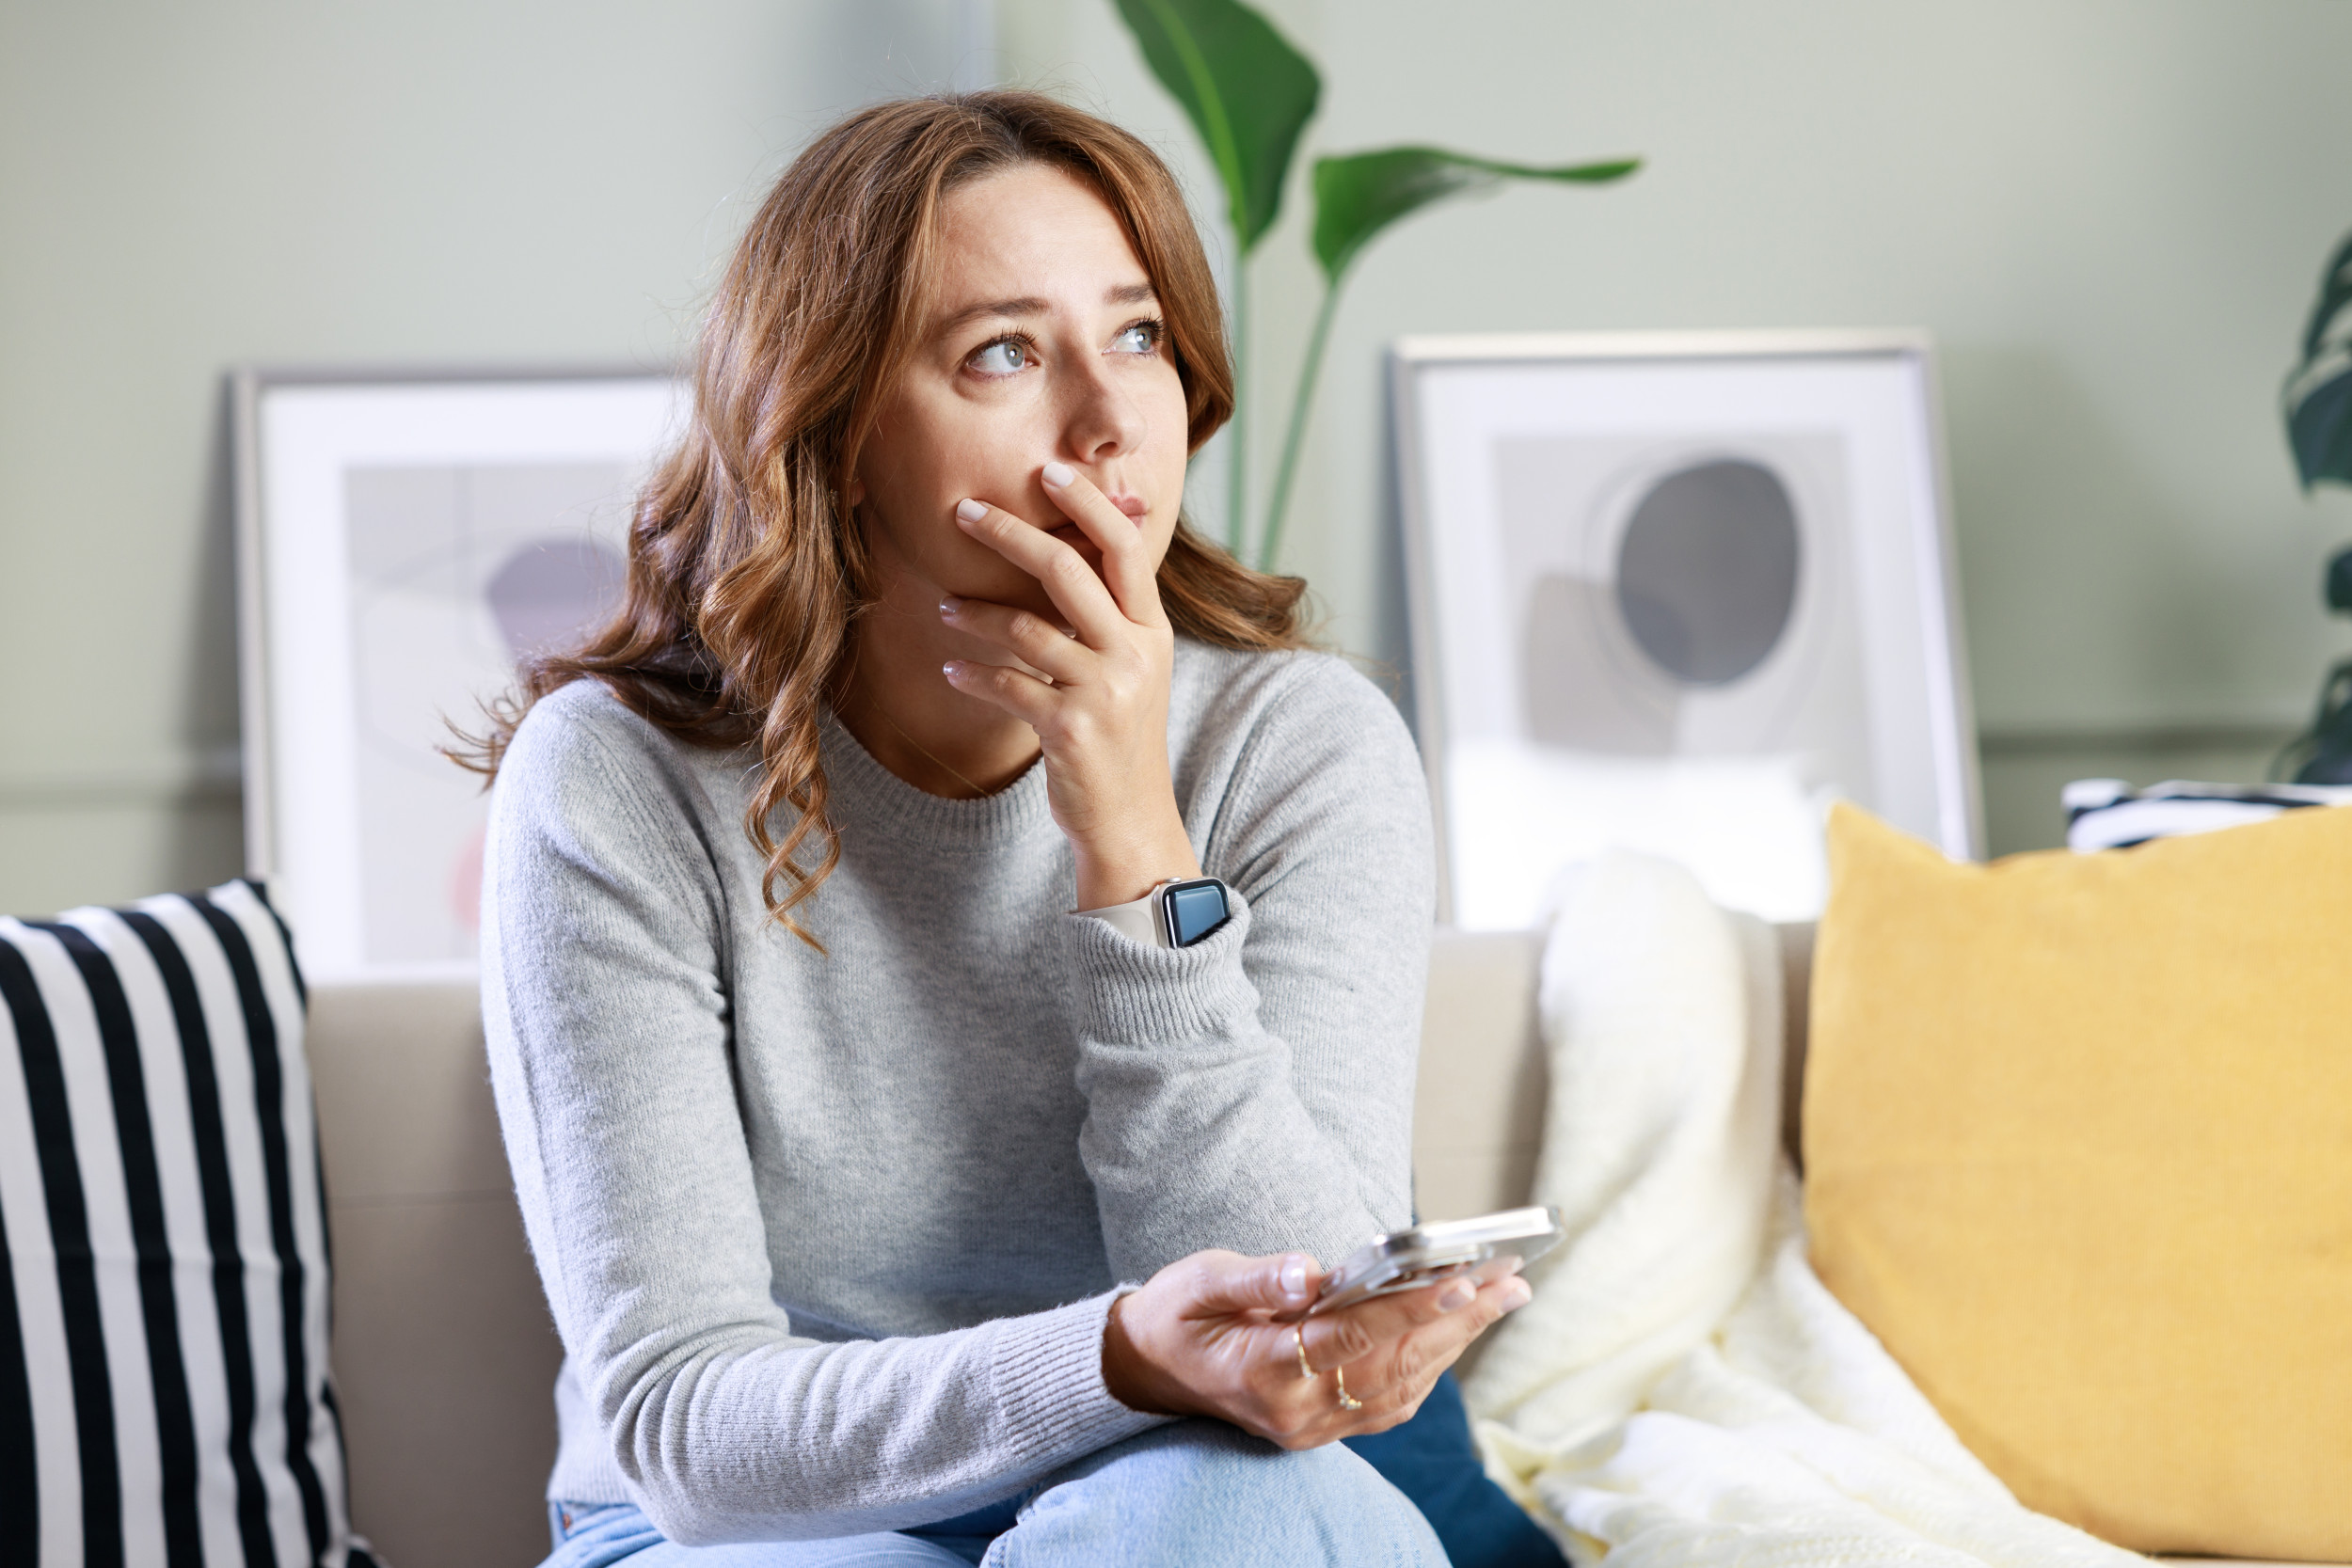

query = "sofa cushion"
[0,881,373,1567]
[1803,803,2352,1560]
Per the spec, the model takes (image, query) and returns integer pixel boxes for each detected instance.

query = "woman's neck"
[834,594,1043,800]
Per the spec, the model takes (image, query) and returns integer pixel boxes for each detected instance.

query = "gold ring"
[1293,1323,1316,1380]
[1333,1365,1364,1412]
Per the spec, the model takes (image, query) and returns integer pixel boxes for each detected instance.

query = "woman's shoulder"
[1170,639,1414,758]
[504,676,672,777]
[1170,639,1432,889]
[495,677,732,836]
[1168,640,1427,836]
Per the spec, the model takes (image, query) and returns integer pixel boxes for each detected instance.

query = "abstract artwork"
[1391,332,1979,929]
[236,370,683,981]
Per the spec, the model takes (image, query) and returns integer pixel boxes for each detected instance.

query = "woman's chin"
[1056,530,1108,575]
[916,531,1108,620]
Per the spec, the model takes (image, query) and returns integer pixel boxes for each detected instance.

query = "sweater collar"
[816,706,1057,851]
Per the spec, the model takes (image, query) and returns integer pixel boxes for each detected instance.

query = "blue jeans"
[540,1419,1449,1567]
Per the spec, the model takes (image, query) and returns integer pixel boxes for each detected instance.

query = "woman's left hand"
[1101,1248,1534,1446]
[942,461,1201,911]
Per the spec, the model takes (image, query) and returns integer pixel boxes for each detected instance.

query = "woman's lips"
[1107,493,1147,524]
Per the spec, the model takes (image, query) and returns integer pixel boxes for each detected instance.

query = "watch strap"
[1074,877,1234,950]
[1077,885,1169,948]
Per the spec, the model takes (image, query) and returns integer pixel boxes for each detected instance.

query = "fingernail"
[1503,1279,1534,1310]
[1279,1257,1309,1297]
[941,660,961,679]
[1041,460,1075,488]
[939,595,961,617]
[1438,1281,1475,1312]
[955,498,987,523]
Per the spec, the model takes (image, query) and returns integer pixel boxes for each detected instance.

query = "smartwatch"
[1078,877,1233,949]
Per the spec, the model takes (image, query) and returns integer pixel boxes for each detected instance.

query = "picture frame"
[1391,330,1980,930]
[232,365,687,983]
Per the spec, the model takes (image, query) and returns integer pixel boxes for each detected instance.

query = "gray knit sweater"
[481,639,1434,1546]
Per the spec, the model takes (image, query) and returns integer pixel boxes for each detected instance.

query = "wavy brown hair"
[459,91,1310,943]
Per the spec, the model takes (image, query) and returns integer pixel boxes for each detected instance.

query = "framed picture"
[233,366,686,983]
[1391,330,1979,930]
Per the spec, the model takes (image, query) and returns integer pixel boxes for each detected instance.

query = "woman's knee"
[1006,1420,1445,1567]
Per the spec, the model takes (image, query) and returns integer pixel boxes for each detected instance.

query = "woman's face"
[853,162,1193,623]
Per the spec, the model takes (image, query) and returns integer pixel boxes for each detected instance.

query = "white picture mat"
[1395,335,1977,929]
[248,375,684,983]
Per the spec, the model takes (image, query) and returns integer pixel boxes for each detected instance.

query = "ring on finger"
[1333,1365,1364,1412]
[1292,1323,1316,1380]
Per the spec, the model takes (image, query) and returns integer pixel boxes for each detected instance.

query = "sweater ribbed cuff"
[989,1290,1167,1469]
[1060,891,1259,1045]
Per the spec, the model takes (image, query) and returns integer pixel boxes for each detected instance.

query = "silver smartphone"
[1305,1206,1565,1317]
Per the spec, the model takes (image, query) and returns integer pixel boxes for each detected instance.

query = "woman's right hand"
[1100,1249,1533,1448]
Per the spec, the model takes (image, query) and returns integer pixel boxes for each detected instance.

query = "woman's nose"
[1059,356,1147,464]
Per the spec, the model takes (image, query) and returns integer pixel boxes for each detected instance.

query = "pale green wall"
[5,2,2349,917]
[0,0,976,914]
[1009,0,2352,851]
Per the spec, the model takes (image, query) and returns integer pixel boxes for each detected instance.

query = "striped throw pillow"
[2064,778,2352,851]
[0,880,373,1568]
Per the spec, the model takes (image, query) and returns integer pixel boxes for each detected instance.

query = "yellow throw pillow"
[1804,802,2352,1560]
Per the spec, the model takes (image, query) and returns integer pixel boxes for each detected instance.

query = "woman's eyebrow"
[938,282,1158,336]
[939,295,1049,334]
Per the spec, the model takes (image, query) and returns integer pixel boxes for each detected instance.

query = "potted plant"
[2278,231,2352,783]
[1109,0,1638,569]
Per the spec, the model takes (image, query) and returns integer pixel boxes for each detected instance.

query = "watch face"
[1162,879,1232,947]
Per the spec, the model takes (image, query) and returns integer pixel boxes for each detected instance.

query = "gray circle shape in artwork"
[1613,458,1801,687]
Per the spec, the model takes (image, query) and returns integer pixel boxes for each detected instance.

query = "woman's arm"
[944,466,1432,1280]
[930,466,1528,1440]
[481,692,1160,1545]
[1066,657,1433,1278]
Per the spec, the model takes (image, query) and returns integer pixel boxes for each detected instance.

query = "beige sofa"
[313,931,2303,1568]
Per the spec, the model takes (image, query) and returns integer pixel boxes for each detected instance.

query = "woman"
[475,90,1533,1567]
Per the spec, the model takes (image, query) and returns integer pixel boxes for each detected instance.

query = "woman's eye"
[970,339,1031,375]
[1112,321,1162,355]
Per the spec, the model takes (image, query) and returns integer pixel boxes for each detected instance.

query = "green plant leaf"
[1311,146,1641,283]
[2326,544,2352,614]
[1112,0,1320,253]
[2285,229,2352,489]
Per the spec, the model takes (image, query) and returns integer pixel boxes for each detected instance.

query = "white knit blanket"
[1460,852,2148,1567]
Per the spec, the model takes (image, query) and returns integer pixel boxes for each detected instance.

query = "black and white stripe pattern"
[2064,777,2352,852]
[0,879,369,1568]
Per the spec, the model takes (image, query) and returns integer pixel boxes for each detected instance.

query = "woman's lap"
[543,1501,973,1567]
[542,1420,1447,1568]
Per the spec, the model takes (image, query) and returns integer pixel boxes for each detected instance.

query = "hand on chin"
[1050,521,1108,575]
